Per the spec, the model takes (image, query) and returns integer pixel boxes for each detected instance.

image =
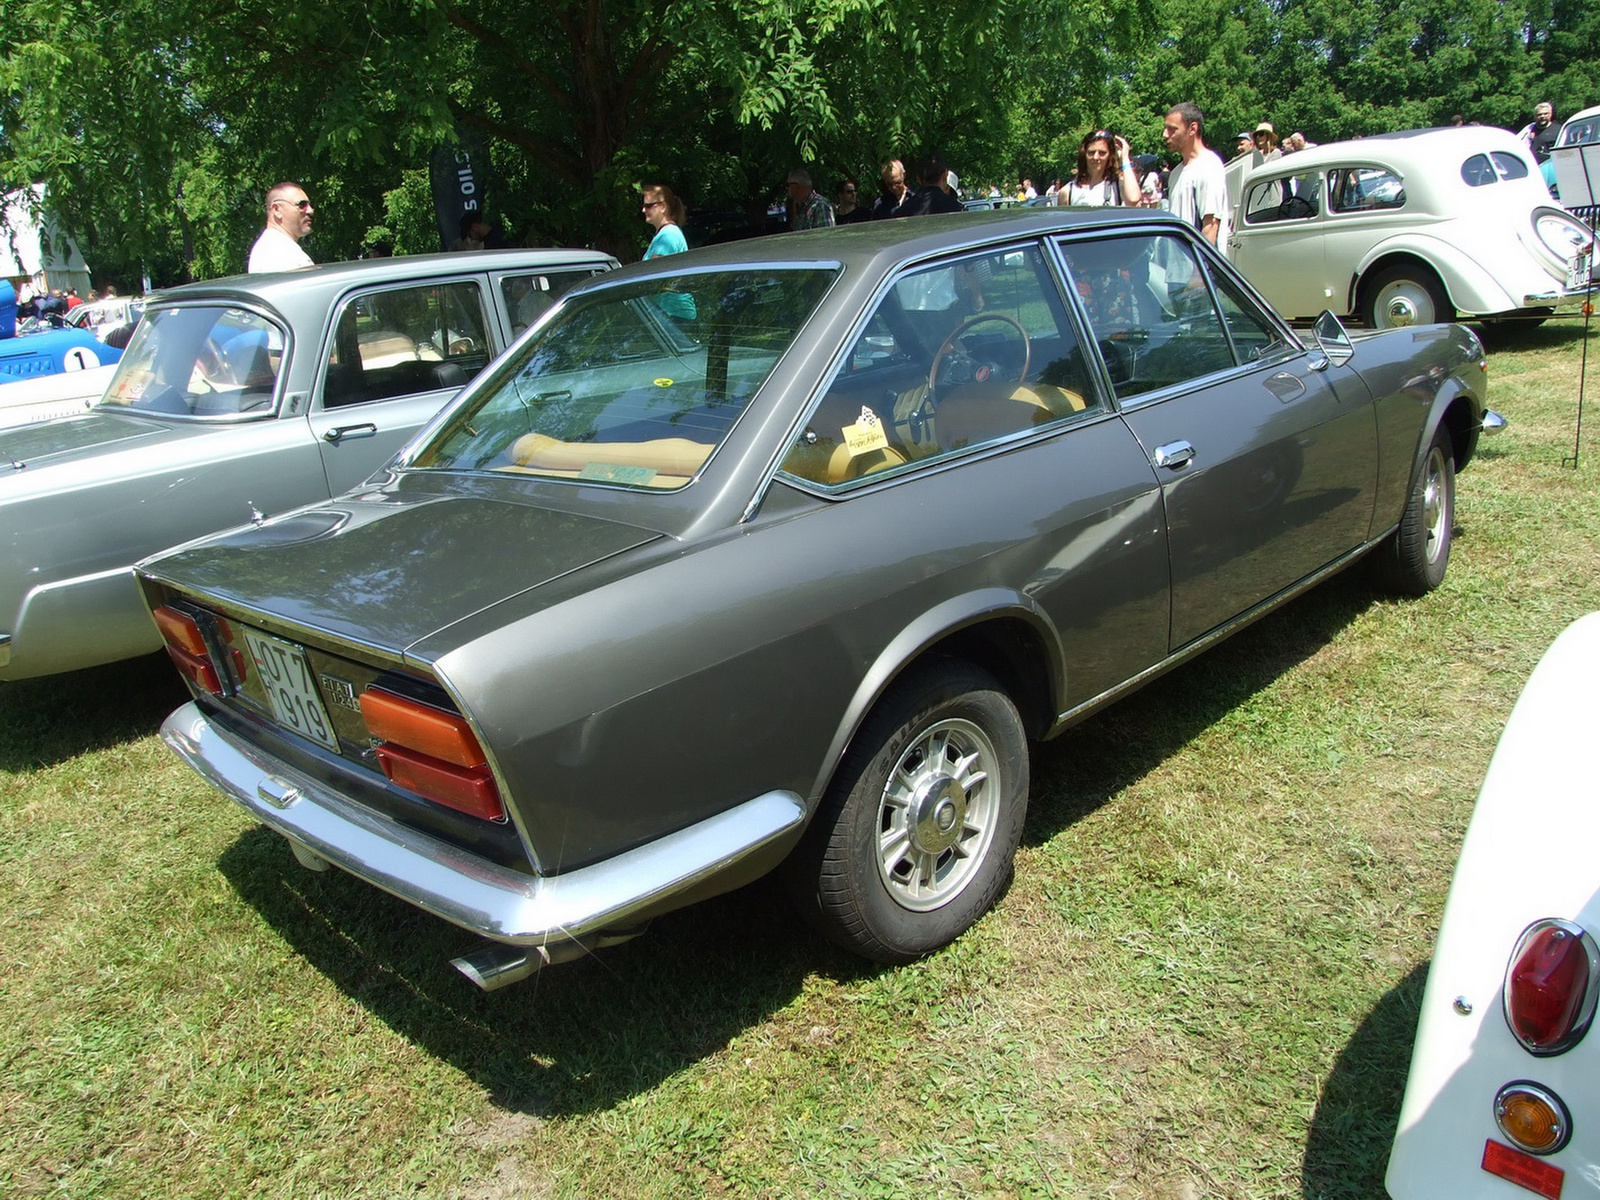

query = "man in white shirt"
[1161,103,1230,247]
[247,183,315,273]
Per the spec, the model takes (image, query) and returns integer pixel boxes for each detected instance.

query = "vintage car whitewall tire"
[789,660,1030,963]
[1361,264,1454,329]
[1375,427,1456,595]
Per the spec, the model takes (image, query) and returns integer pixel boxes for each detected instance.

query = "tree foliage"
[1,0,1594,287]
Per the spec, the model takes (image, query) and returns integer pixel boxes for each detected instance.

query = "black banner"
[429,144,488,252]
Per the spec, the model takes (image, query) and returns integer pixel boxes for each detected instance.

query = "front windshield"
[101,305,285,417]
[410,268,837,490]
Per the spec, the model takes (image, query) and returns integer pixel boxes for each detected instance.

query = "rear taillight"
[1505,919,1600,1055]
[153,605,248,696]
[360,688,504,822]
[153,605,222,695]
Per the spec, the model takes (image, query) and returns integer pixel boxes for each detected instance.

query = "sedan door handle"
[1153,440,1195,470]
[323,423,378,444]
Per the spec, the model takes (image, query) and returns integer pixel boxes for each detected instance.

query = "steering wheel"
[1278,195,1316,219]
[930,314,1032,397]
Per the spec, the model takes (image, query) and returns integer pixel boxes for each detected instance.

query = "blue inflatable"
[0,327,124,381]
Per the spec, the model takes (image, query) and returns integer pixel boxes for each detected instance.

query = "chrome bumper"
[1482,409,1508,436]
[162,702,807,946]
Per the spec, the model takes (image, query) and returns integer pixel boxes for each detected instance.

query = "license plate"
[1569,250,1593,291]
[243,628,340,751]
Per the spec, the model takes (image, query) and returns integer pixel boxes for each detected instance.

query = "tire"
[786,660,1029,963]
[1361,265,1453,329]
[1374,427,1455,596]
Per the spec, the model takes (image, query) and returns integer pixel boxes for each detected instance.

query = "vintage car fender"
[813,588,1065,805]
[1387,612,1600,1199]
[1350,231,1526,317]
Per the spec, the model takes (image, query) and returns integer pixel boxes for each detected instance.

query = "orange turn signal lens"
[153,605,208,657]
[360,688,486,768]
[152,605,222,695]
[1495,1082,1570,1155]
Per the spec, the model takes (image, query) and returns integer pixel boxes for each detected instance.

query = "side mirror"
[1307,309,1355,371]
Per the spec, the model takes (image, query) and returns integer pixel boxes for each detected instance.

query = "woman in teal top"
[641,183,697,323]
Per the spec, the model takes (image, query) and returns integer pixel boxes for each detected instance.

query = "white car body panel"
[1228,127,1591,324]
[0,364,118,428]
[1387,612,1600,1199]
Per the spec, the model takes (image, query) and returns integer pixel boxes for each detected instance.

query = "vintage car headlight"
[1528,208,1593,274]
[1504,918,1600,1055]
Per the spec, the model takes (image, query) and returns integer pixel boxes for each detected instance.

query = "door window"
[781,244,1102,489]
[322,281,491,408]
[1058,233,1241,400]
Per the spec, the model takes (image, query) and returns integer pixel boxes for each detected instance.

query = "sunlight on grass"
[3,319,1599,1197]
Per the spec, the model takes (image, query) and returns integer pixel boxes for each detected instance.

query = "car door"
[1057,230,1379,651]
[308,277,497,495]
[777,243,1172,711]
[1228,168,1332,320]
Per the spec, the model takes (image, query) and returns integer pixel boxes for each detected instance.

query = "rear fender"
[808,589,1062,808]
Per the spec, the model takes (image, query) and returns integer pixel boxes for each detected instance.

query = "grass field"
[4,318,1600,1199]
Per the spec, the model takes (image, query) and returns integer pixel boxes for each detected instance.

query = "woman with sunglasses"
[1059,131,1143,208]
[640,183,696,323]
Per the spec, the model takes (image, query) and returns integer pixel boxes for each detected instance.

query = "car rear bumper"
[162,701,808,946]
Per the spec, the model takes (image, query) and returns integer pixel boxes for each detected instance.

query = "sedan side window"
[781,245,1101,489]
[1058,233,1236,400]
[322,281,492,408]
[1243,173,1321,224]
[1330,167,1404,212]
[502,270,604,336]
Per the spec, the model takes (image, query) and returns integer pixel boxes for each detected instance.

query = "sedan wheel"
[1362,265,1453,329]
[1373,426,1455,595]
[787,660,1029,963]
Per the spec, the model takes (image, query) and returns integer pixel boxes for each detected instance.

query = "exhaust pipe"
[451,926,647,991]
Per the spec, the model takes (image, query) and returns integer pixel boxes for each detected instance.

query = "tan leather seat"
[934,383,1085,450]
[507,433,713,487]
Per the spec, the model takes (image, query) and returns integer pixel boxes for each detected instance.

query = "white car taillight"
[1504,918,1600,1055]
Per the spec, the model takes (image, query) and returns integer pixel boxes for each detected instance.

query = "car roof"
[598,207,1175,287]
[146,248,619,312]
[1250,125,1532,177]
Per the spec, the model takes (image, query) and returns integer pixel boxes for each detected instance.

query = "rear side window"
[502,269,605,336]
[1329,167,1404,212]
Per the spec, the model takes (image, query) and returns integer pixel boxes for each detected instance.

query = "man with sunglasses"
[248,182,316,273]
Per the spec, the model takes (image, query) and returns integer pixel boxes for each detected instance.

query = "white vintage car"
[1552,103,1600,230]
[1387,612,1600,1200]
[1227,127,1593,329]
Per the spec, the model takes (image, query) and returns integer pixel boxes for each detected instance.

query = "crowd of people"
[218,96,1599,287]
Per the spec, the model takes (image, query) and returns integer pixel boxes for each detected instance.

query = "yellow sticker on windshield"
[843,406,890,456]
[654,378,674,388]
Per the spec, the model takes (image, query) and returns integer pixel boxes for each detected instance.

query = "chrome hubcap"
[1375,279,1436,329]
[876,717,1000,911]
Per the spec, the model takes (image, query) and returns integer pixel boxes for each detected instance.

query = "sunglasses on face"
[276,198,312,211]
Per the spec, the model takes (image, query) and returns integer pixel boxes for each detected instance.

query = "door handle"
[323,423,378,444]
[1153,440,1195,470]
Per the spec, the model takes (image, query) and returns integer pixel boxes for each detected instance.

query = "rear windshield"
[409,268,838,490]
[100,305,285,417]
[1461,152,1531,186]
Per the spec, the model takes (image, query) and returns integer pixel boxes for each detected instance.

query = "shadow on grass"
[217,828,876,1117]
[1024,568,1377,845]
[209,570,1386,1117]
[1301,962,1429,1198]
[0,652,189,770]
